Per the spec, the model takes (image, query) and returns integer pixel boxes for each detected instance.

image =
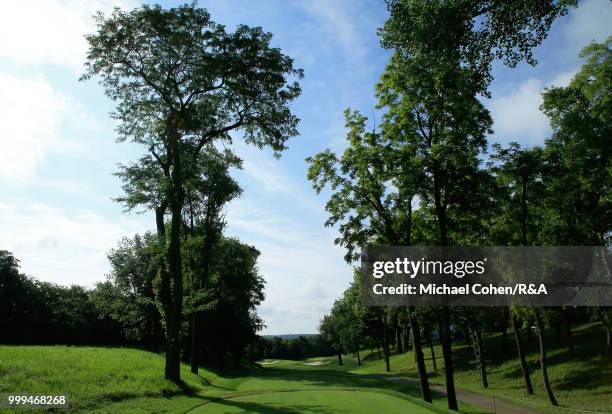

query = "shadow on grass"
[209,398,334,414]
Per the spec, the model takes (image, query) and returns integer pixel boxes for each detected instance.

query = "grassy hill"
[306,322,611,414]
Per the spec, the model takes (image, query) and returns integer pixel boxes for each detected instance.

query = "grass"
[197,390,433,413]
[345,322,612,414]
[0,346,217,413]
[1,322,607,413]
[0,345,476,413]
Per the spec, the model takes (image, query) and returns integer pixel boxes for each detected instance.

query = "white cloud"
[0,73,91,181]
[562,0,612,53]
[488,70,576,145]
[0,201,151,287]
[226,199,352,334]
[0,0,134,71]
[298,0,367,60]
[231,140,324,213]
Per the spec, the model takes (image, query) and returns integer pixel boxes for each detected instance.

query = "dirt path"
[385,377,542,414]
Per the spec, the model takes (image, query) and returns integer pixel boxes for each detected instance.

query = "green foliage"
[540,37,612,245]
[379,0,579,96]
[81,3,303,152]
[91,233,163,345]
[307,109,416,261]
[488,142,545,246]
[0,251,125,345]
[245,335,335,361]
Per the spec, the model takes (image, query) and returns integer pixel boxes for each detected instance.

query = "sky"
[0,0,610,335]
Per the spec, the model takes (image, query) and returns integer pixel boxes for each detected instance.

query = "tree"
[375,51,491,410]
[92,233,163,348]
[488,143,545,395]
[307,110,432,402]
[320,314,344,366]
[540,37,611,246]
[0,250,29,340]
[379,0,579,96]
[182,147,242,374]
[455,307,489,388]
[540,37,611,359]
[82,3,302,382]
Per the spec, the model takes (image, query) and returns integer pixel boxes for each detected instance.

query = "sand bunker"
[301,360,331,366]
[258,360,280,365]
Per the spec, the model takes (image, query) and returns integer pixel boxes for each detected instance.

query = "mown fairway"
[198,390,432,413]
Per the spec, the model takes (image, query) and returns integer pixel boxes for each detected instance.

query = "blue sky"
[0,0,610,335]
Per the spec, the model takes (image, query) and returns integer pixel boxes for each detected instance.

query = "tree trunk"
[356,348,361,366]
[155,204,179,383]
[563,309,574,357]
[555,321,562,346]
[408,306,432,403]
[191,206,214,374]
[402,327,409,354]
[190,313,198,374]
[441,307,458,411]
[512,314,533,394]
[535,309,558,406]
[608,325,612,357]
[396,328,402,355]
[337,352,343,366]
[501,307,509,356]
[600,310,612,357]
[468,316,488,388]
[426,329,437,371]
[526,322,533,350]
[382,320,391,372]
[164,125,185,383]
[411,327,416,361]
[155,204,171,312]
[432,170,456,410]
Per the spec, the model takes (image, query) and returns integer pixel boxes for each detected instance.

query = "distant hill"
[262,334,318,340]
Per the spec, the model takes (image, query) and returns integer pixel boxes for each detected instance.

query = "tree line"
[1,226,266,372]
[309,1,610,411]
[245,335,335,361]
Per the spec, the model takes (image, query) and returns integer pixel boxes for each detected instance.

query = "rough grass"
[0,346,222,413]
[346,322,612,414]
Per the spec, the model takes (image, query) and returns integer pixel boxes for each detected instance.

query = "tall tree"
[182,147,242,374]
[307,110,432,402]
[82,3,302,382]
[376,52,491,410]
[489,143,545,395]
[540,37,611,247]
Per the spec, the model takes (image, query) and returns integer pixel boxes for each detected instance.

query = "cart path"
[384,376,543,414]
